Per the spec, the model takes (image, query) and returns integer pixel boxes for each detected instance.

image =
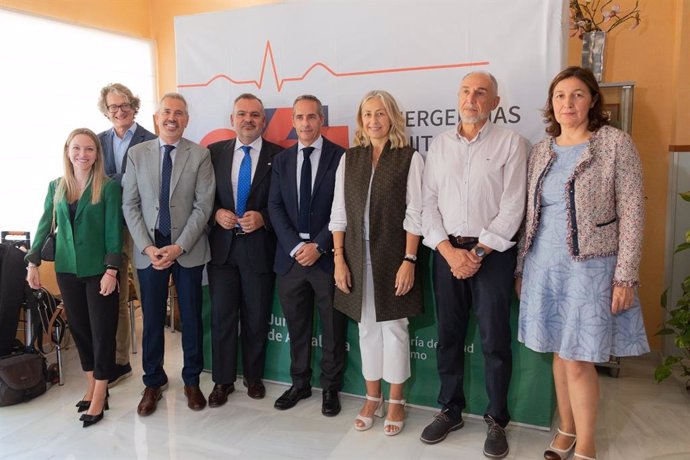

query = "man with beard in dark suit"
[206,93,283,407]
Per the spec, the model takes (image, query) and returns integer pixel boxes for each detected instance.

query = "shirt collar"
[297,136,323,153]
[456,119,492,143]
[110,122,137,140]
[159,138,181,149]
[235,136,263,153]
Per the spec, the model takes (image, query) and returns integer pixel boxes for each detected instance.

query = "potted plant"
[569,0,642,38]
[655,191,690,390]
[570,0,643,81]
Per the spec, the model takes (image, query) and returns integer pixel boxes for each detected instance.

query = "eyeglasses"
[107,103,132,114]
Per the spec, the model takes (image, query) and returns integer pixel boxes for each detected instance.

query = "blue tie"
[299,146,315,235]
[159,144,175,237]
[236,145,252,217]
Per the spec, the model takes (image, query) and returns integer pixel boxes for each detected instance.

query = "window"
[0,9,156,244]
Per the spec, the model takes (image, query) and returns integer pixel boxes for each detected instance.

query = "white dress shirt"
[231,137,264,211]
[329,150,424,238]
[422,122,528,252]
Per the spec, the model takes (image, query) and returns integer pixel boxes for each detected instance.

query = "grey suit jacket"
[122,137,215,269]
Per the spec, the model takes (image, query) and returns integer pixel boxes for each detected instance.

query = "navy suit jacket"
[98,123,157,186]
[268,136,345,276]
[208,138,283,273]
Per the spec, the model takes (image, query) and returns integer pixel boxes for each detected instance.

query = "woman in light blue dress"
[515,67,649,460]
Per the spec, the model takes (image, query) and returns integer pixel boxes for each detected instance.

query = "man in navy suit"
[206,93,283,407]
[97,83,156,387]
[268,95,347,416]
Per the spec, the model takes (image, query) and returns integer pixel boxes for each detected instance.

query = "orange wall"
[0,0,152,37]
[568,0,687,349]
[3,0,688,350]
[671,1,690,145]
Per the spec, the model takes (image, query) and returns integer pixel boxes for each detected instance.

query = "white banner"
[175,0,565,152]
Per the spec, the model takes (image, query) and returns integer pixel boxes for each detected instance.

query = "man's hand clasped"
[145,244,183,270]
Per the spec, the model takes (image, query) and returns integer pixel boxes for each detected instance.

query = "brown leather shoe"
[137,385,165,416]
[244,379,266,399]
[184,384,207,411]
[208,383,235,408]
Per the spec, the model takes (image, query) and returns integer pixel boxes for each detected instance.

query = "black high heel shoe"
[81,411,104,428]
[76,399,109,413]
[76,400,90,412]
[77,390,110,413]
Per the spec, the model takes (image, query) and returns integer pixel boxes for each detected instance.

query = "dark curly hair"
[543,66,609,137]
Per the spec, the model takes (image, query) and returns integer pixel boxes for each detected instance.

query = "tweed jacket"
[516,125,644,287]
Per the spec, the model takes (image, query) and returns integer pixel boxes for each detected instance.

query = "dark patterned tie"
[159,144,175,237]
[298,146,315,235]
[236,145,252,217]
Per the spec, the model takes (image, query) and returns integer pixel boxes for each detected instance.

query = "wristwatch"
[403,254,417,264]
[472,246,486,259]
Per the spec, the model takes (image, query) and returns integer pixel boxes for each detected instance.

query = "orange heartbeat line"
[178,41,489,92]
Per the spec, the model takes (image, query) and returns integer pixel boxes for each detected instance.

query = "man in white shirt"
[420,72,528,458]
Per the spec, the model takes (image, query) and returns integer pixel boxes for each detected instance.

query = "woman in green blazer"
[26,128,123,428]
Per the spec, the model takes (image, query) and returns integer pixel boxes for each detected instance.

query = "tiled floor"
[2,313,689,460]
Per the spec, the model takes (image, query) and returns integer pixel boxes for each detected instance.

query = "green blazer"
[27,178,123,277]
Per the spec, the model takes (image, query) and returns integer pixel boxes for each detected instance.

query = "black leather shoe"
[274,386,312,410]
[321,390,341,416]
[245,380,266,400]
[208,383,235,408]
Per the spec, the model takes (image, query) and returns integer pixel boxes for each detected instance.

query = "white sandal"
[354,395,384,431]
[544,428,576,459]
[383,399,406,436]
[573,454,596,460]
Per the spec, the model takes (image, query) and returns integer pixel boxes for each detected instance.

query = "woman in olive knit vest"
[330,90,424,436]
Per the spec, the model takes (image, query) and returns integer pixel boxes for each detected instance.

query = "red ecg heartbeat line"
[178,41,490,92]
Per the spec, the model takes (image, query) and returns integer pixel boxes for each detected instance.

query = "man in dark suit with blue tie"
[268,95,347,416]
[206,93,283,407]
[97,83,156,387]
[123,93,215,416]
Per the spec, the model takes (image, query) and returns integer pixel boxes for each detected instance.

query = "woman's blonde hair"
[57,128,106,205]
[353,90,408,149]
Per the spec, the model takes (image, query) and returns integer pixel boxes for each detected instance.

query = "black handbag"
[0,352,47,406]
[40,193,57,262]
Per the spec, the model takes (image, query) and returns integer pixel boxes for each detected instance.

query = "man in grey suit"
[97,83,156,387]
[122,92,215,416]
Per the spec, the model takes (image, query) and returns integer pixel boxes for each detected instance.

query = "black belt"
[232,227,247,236]
[448,235,478,248]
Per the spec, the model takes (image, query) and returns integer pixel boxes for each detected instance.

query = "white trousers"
[359,243,410,384]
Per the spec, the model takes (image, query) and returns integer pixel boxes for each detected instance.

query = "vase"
[581,31,606,82]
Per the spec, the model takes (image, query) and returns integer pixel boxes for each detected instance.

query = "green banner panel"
[202,248,555,428]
